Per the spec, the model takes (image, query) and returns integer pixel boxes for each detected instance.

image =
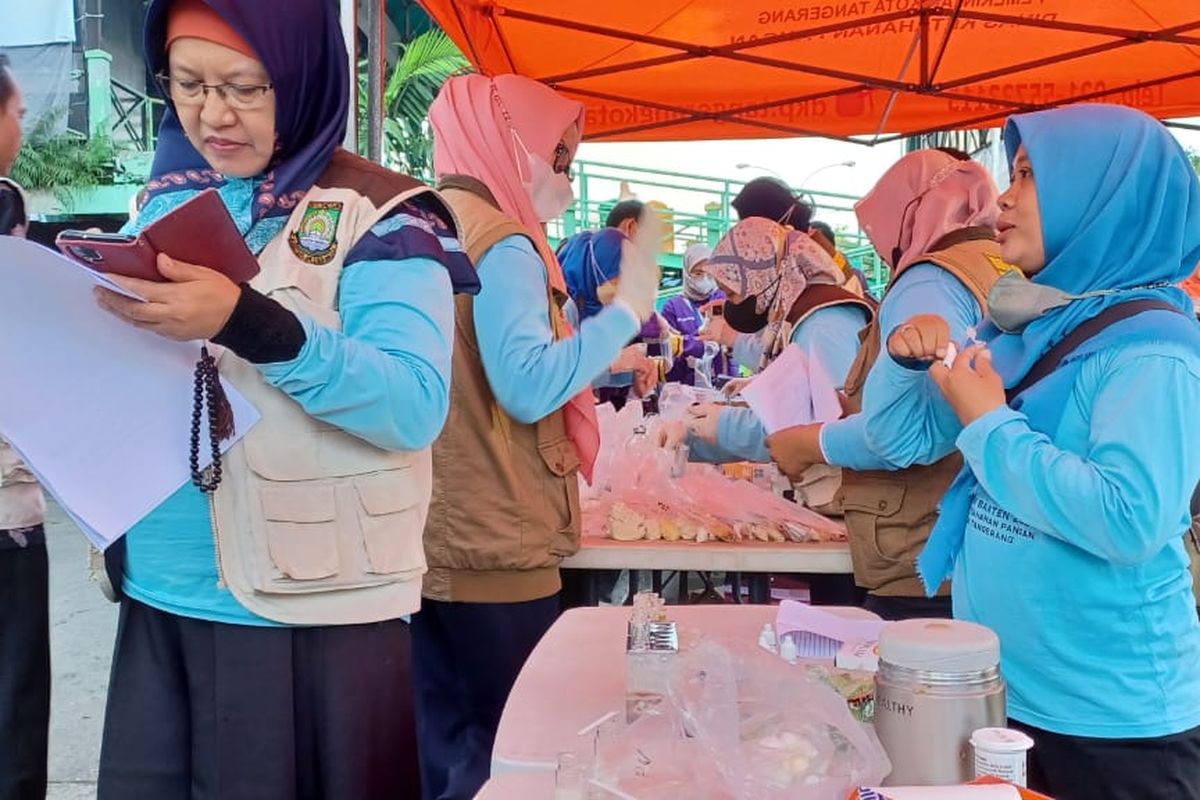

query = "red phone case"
[56,189,261,284]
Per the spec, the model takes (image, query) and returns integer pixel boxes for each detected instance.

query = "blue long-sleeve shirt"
[688,304,868,464]
[123,215,455,626]
[821,263,982,471]
[473,236,638,423]
[885,332,1200,737]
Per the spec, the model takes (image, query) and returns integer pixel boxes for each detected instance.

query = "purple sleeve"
[639,315,663,340]
[661,297,706,358]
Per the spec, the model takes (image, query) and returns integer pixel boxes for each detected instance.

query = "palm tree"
[358,28,470,180]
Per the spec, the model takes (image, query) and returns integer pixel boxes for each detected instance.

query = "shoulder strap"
[786,283,876,326]
[1006,299,1184,401]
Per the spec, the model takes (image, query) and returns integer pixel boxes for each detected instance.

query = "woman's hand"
[632,357,661,398]
[684,403,721,444]
[96,253,241,342]
[929,344,1006,426]
[700,314,738,349]
[766,423,825,480]
[887,314,951,363]
[722,376,753,397]
[657,420,688,449]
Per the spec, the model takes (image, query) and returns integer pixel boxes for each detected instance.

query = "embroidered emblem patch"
[289,201,342,265]
[985,253,1017,276]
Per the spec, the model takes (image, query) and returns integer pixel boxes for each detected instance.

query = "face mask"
[987,270,1170,333]
[513,131,575,222]
[724,293,770,333]
[684,273,717,301]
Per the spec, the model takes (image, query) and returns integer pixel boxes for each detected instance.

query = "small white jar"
[971,727,1035,787]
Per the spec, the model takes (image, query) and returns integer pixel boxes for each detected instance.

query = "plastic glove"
[615,239,660,322]
[703,340,721,360]
[685,403,721,444]
[722,377,753,397]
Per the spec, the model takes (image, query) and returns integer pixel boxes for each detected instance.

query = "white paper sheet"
[739,343,843,435]
[0,238,259,548]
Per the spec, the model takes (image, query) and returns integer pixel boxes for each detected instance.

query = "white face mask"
[684,272,717,301]
[513,130,575,222]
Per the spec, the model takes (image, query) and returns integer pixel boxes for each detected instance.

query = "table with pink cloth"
[490,604,874,777]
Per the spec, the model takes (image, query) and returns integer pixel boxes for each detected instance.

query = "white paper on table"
[775,599,888,659]
[739,343,842,435]
[858,786,1021,799]
[0,237,259,549]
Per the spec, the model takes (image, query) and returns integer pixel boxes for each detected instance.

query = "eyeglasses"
[552,142,574,177]
[157,74,274,111]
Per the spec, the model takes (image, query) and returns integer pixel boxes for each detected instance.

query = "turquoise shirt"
[862,325,1200,737]
[689,304,868,464]
[120,181,455,626]
[472,235,638,423]
[821,263,982,471]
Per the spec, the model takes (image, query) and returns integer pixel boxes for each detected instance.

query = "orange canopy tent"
[417,1,1200,143]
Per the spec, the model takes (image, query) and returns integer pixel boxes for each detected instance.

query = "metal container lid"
[879,619,1000,673]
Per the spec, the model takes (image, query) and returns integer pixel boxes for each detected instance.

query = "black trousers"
[863,592,953,621]
[410,595,560,800]
[98,599,420,800]
[0,528,50,800]
[1012,720,1200,800]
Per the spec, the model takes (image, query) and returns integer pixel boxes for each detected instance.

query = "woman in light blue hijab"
[867,104,1200,799]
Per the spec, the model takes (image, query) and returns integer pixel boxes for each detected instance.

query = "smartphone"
[57,188,260,284]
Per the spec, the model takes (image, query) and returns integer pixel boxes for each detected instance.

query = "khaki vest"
[0,440,44,530]
[423,176,581,604]
[838,231,1010,597]
[209,150,449,625]
[785,284,877,515]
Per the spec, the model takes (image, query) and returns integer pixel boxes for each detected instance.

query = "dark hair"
[732,176,813,230]
[0,181,27,235]
[0,54,13,111]
[934,146,972,161]
[809,220,836,243]
[605,199,645,230]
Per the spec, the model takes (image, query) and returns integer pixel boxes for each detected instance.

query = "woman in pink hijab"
[415,74,660,800]
[765,148,1008,622]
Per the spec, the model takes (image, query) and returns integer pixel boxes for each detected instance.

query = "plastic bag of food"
[668,641,890,800]
[673,470,847,542]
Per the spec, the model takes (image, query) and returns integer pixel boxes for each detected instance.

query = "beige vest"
[423,176,581,604]
[0,439,44,530]
[210,150,449,625]
[838,232,1011,596]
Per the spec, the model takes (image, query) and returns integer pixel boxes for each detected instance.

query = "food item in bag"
[742,519,787,543]
[660,517,685,542]
[609,502,659,541]
[710,518,739,543]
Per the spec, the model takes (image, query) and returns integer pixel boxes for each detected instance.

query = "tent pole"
[341,0,358,152]
[366,0,386,164]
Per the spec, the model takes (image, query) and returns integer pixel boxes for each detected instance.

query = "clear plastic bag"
[668,641,891,800]
[584,401,846,544]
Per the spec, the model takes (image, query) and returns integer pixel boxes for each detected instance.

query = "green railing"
[544,160,886,300]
